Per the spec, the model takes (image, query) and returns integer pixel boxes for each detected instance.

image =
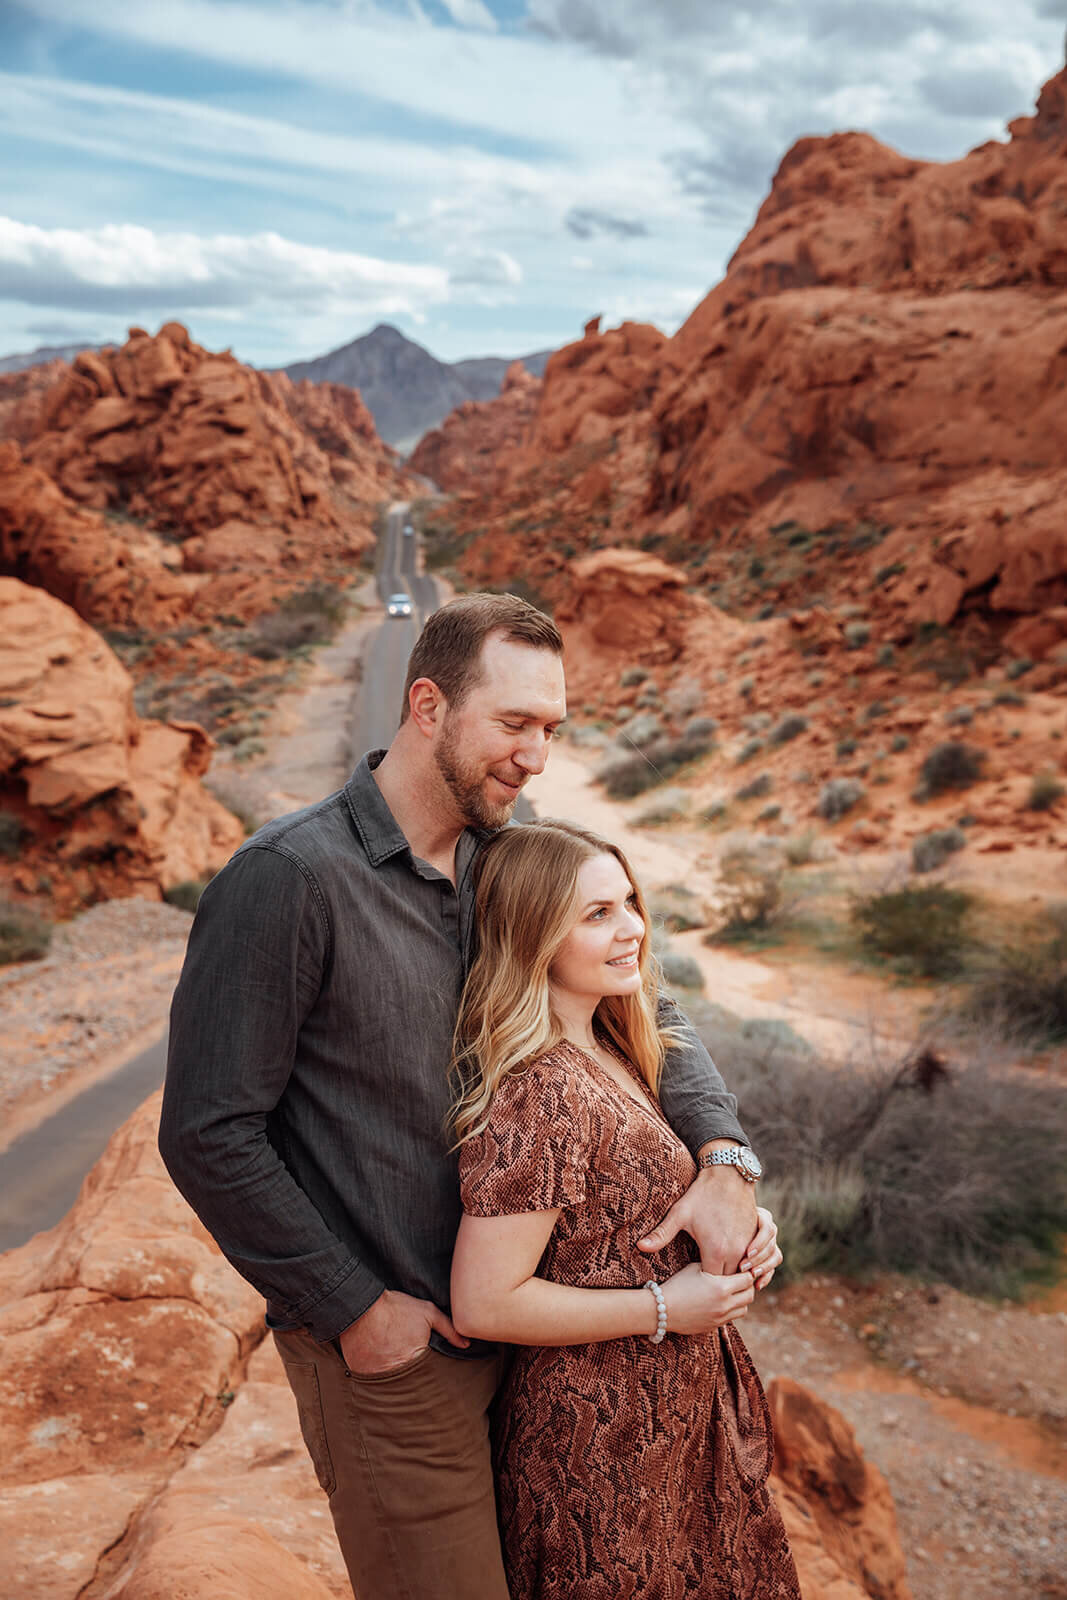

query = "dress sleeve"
[458,1056,588,1216]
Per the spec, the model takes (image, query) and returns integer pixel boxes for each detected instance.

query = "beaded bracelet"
[645,1280,667,1344]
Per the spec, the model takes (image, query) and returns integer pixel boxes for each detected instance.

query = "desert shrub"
[962,911,1067,1045]
[698,799,729,824]
[850,883,972,977]
[684,715,718,741]
[782,831,818,865]
[915,741,985,800]
[597,732,714,799]
[844,620,871,649]
[769,714,808,746]
[635,685,661,708]
[615,712,664,749]
[993,688,1026,707]
[0,897,52,965]
[648,885,707,933]
[944,704,974,727]
[707,846,786,944]
[163,879,211,913]
[246,583,347,658]
[1027,772,1065,811]
[658,950,705,991]
[736,737,764,764]
[815,778,865,821]
[876,644,896,667]
[835,737,858,758]
[0,810,27,860]
[911,826,966,874]
[890,734,909,753]
[735,772,772,801]
[757,803,781,822]
[620,666,648,687]
[665,678,704,719]
[1004,657,1033,680]
[711,1026,1067,1296]
[636,787,690,826]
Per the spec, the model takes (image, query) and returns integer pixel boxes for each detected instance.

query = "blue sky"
[1,0,1064,367]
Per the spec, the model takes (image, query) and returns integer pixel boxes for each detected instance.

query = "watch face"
[740,1148,762,1177]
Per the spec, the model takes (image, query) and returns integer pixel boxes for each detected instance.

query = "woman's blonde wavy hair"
[450,818,677,1145]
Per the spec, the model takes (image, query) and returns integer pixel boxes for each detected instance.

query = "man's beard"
[434,717,521,830]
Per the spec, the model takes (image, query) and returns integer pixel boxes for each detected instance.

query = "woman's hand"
[659,1262,755,1335]
[739,1206,783,1291]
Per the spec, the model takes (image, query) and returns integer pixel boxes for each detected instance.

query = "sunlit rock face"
[0,578,243,909]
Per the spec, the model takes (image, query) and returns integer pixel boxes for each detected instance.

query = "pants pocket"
[281,1359,337,1497]
[347,1344,433,1384]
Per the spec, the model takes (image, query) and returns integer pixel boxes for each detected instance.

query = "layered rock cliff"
[410,67,1067,849]
[0,322,408,911]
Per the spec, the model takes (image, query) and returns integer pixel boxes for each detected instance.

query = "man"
[159,592,778,1600]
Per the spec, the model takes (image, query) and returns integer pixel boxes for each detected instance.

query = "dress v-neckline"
[565,1039,664,1128]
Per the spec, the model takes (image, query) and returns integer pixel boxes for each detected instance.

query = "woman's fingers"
[738,1208,778,1274]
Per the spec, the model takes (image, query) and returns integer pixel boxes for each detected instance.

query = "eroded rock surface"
[0,1092,910,1600]
[0,578,242,908]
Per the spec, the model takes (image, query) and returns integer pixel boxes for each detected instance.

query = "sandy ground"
[526,740,928,1059]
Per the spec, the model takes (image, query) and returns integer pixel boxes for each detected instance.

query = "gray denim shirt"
[159,753,749,1346]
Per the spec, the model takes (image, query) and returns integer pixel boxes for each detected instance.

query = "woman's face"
[548,852,645,1004]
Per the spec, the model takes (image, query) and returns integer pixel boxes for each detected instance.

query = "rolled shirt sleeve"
[158,845,384,1341]
[655,994,750,1157]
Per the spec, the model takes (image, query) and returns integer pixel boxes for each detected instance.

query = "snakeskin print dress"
[458,1040,801,1600]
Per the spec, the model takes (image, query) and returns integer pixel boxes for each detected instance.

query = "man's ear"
[408,676,445,736]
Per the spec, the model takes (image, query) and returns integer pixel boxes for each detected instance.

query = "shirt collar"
[343,751,492,875]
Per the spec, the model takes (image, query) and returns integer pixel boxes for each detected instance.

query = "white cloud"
[0,216,452,318]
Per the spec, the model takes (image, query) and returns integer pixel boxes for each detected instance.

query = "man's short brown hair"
[401,592,563,721]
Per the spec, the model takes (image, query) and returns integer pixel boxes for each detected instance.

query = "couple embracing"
[160,593,800,1600]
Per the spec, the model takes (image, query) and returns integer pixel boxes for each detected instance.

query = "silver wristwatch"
[699,1144,763,1182]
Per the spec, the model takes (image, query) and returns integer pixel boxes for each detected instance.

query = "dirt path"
[526,740,928,1059]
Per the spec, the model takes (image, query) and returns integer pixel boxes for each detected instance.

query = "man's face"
[433,633,567,829]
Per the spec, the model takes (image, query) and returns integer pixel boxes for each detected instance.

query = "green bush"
[0,811,27,860]
[706,847,786,944]
[850,882,973,977]
[163,879,212,913]
[1004,657,1033,681]
[620,666,648,687]
[712,1024,1067,1296]
[962,911,1067,1045]
[0,898,52,965]
[658,950,705,991]
[597,732,714,799]
[246,583,347,658]
[911,826,966,874]
[736,737,764,764]
[735,772,772,801]
[769,713,808,746]
[915,741,985,800]
[1027,772,1064,812]
[815,778,865,821]
[844,620,871,649]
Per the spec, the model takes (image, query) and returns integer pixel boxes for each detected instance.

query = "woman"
[450,819,800,1600]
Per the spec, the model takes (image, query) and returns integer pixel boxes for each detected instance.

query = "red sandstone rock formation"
[409,65,1067,851]
[0,323,410,628]
[409,360,541,492]
[0,1091,912,1600]
[0,579,243,909]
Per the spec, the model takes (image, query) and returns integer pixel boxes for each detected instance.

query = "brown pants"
[274,1327,511,1600]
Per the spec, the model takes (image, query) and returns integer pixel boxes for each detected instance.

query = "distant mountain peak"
[281,324,552,452]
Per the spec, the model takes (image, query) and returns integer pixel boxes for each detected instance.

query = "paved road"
[0,505,530,1250]
[0,1037,169,1252]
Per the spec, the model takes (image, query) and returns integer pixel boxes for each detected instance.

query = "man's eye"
[502,722,524,733]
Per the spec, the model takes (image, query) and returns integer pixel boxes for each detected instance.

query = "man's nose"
[513,730,550,774]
